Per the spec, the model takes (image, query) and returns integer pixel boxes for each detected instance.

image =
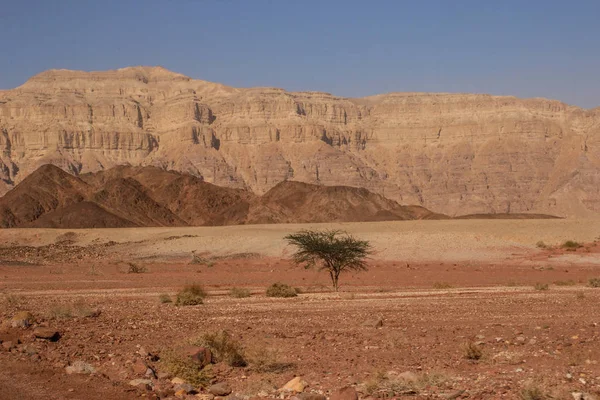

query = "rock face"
[0,66,598,217]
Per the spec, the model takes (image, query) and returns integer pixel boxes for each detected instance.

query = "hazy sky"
[1,0,599,108]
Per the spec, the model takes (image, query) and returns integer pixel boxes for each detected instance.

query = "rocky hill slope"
[0,66,598,217]
[0,165,443,228]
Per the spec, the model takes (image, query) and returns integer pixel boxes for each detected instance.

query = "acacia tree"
[284,230,372,291]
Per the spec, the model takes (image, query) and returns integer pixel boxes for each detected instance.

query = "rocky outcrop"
[0,66,598,217]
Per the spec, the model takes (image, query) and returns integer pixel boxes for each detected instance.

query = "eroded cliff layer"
[0,66,598,217]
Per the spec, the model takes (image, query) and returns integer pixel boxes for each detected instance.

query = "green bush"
[562,240,582,249]
[266,283,298,298]
[176,285,206,306]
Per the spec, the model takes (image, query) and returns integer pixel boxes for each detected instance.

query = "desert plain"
[1,218,600,399]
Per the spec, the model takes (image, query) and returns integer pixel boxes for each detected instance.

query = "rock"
[175,389,189,399]
[184,346,213,367]
[145,367,157,379]
[281,377,307,393]
[297,393,326,400]
[441,390,466,399]
[330,387,358,400]
[171,377,187,385]
[572,393,597,400]
[65,361,96,375]
[196,394,215,400]
[10,311,34,328]
[132,359,148,375]
[1,341,15,351]
[33,327,61,342]
[209,382,232,396]
[363,318,383,328]
[174,383,195,394]
[397,371,418,383]
[129,379,153,390]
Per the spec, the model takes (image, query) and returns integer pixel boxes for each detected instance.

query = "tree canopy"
[284,229,372,291]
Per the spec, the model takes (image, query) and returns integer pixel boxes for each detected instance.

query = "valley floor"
[1,219,600,399]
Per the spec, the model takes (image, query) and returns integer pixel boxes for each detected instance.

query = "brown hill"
[0,164,448,228]
[0,67,598,217]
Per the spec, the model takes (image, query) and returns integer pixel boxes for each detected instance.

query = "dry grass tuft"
[176,285,206,306]
[266,282,298,298]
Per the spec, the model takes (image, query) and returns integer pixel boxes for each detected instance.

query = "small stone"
[174,383,195,394]
[65,361,96,375]
[196,394,215,400]
[516,336,526,343]
[175,389,188,399]
[129,379,153,390]
[567,373,573,380]
[33,327,61,342]
[209,382,232,396]
[132,359,148,375]
[330,387,358,400]
[171,377,187,385]
[579,378,587,385]
[281,377,307,393]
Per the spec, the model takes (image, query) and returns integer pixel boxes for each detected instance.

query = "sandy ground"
[1,219,600,399]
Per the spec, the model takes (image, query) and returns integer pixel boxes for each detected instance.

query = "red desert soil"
[1,220,599,399]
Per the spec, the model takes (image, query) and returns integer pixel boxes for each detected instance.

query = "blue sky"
[1,0,599,108]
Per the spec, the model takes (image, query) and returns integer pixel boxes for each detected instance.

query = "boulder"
[33,327,61,342]
[209,382,232,396]
[281,377,307,393]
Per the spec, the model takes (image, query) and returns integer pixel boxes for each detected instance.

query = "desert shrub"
[463,342,483,360]
[190,253,214,267]
[562,240,582,249]
[159,294,172,303]
[48,298,97,319]
[127,262,147,274]
[194,330,247,367]
[246,344,293,373]
[55,231,77,244]
[229,288,251,298]
[176,285,206,306]
[576,291,586,300]
[433,282,452,289]
[535,241,548,249]
[519,385,546,400]
[589,278,600,288]
[266,283,297,298]
[161,349,213,387]
[534,283,549,291]
[553,280,576,286]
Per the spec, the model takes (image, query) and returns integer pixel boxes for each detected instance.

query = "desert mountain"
[0,66,598,217]
[0,165,444,228]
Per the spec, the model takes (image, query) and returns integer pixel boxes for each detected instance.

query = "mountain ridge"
[0,66,598,217]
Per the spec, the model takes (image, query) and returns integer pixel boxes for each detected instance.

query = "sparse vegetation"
[535,241,548,249]
[363,370,450,396]
[534,283,549,291]
[561,240,582,249]
[553,280,576,286]
[229,287,251,298]
[127,262,147,274]
[3,293,25,308]
[246,343,293,373]
[193,330,247,367]
[285,229,372,291]
[175,285,206,306]
[190,252,215,267]
[161,349,214,387]
[519,385,546,400]
[576,291,586,300]
[266,282,298,298]
[589,278,600,288]
[55,231,77,244]
[48,298,97,319]
[433,282,452,289]
[159,293,172,303]
[463,342,483,360]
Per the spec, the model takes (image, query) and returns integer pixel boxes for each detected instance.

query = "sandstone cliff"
[0,66,598,217]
